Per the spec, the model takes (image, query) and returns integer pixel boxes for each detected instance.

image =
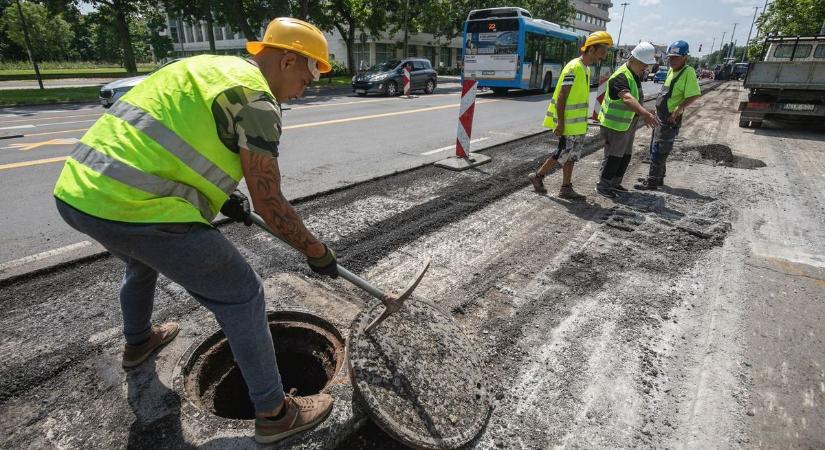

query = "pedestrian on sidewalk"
[595,42,661,198]
[53,18,337,444]
[528,31,614,200]
[635,40,702,190]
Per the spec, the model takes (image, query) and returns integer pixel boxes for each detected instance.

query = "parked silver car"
[99,59,181,108]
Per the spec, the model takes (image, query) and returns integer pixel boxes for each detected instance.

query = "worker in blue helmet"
[635,40,702,190]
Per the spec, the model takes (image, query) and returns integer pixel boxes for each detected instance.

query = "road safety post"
[403,67,412,98]
[434,78,491,171]
[455,79,477,158]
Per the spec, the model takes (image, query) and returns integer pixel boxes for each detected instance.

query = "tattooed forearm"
[240,148,325,257]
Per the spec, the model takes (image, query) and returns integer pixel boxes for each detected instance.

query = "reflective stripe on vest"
[53,55,272,225]
[70,142,214,220]
[106,101,237,195]
[598,64,639,132]
[542,58,590,135]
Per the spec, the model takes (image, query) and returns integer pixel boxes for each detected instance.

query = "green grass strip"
[0,86,100,107]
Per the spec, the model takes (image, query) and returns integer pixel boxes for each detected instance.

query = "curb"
[0,80,726,285]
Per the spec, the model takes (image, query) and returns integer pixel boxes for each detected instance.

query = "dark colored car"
[351,58,438,96]
[652,67,669,83]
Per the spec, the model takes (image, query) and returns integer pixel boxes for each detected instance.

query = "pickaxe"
[249,212,430,333]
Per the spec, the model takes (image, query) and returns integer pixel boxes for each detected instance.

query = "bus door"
[526,34,546,88]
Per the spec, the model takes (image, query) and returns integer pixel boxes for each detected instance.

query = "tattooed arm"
[240,147,326,258]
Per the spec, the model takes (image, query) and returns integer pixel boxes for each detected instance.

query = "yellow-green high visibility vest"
[542,57,590,136]
[598,64,639,132]
[53,55,274,225]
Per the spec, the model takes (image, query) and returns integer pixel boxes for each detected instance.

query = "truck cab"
[738,35,825,128]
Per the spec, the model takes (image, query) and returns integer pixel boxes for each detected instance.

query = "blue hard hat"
[667,40,689,56]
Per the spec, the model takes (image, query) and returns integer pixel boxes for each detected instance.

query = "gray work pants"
[598,118,639,190]
[55,198,284,413]
[647,120,681,185]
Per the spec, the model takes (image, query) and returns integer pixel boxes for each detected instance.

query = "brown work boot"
[527,172,547,193]
[255,392,334,444]
[122,322,180,369]
[559,184,586,200]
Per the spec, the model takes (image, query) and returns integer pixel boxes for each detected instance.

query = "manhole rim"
[347,299,492,450]
[174,308,347,426]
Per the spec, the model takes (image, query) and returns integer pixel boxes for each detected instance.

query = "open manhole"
[182,310,345,420]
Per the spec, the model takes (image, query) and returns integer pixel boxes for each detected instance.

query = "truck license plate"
[783,103,815,111]
[482,70,495,76]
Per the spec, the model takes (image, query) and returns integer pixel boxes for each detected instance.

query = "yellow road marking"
[1,99,500,171]
[0,156,67,171]
[7,138,79,151]
[288,92,459,110]
[283,99,499,130]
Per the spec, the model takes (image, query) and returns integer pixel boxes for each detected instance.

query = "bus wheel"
[542,73,553,94]
[492,87,508,96]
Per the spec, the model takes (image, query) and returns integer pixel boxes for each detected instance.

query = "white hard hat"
[631,41,657,65]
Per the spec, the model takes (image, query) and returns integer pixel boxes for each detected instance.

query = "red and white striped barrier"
[455,79,477,159]
[403,67,411,97]
[590,76,607,121]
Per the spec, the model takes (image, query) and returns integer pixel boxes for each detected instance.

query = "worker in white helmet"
[595,42,661,198]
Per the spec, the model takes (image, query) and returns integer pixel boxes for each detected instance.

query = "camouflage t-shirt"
[211,85,282,158]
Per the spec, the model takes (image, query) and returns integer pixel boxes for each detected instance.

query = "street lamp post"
[727,23,738,60]
[14,0,44,90]
[743,6,759,62]
[616,2,629,50]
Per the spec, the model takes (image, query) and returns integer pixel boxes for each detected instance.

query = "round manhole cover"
[348,299,491,449]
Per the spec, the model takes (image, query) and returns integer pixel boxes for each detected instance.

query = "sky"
[605,0,769,58]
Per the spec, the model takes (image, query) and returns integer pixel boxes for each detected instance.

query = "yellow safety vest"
[542,57,590,136]
[598,64,639,132]
[54,55,274,225]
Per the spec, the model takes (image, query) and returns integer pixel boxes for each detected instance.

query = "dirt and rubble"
[2,82,825,449]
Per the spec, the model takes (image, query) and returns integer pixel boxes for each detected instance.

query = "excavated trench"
[182,310,345,420]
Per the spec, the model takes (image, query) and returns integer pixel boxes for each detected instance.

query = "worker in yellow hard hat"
[528,30,614,199]
[53,17,335,444]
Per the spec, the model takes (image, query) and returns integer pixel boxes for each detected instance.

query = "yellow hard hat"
[246,17,332,74]
[581,30,614,52]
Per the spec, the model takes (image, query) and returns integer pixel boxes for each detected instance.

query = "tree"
[164,0,216,51]
[0,0,75,61]
[211,0,290,42]
[754,0,825,37]
[311,0,391,73]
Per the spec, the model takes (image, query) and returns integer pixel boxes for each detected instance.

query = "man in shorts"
[528,31,614,199]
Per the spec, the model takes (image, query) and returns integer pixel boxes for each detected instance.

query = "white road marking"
[0,241,93,273]
[34,119,98,127]
[0,124,35,131]
[420,137,490,155]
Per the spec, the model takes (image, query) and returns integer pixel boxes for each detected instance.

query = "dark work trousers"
[646,116,682,186]
[598,117,639,190]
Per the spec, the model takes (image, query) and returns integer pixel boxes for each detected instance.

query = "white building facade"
[162,16,463,71]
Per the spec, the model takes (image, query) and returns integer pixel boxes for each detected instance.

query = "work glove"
[307,244,338,278]
[220,190,253,226]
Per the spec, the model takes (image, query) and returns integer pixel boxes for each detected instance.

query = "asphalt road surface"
[0,80,661,268]
[3,82,824,449]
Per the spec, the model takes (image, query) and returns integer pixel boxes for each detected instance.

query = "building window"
[422,46,436,65]
[352,43,370,69]
[184,24,194,43]
[214,25,224,41]
[439,47,452,68]
[375,43,394,62]
[194,24,203,42]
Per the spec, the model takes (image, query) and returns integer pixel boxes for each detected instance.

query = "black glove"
[307,245,338,278]
[220,190,252,226]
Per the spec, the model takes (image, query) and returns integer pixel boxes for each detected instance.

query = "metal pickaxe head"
[364,257,431,333]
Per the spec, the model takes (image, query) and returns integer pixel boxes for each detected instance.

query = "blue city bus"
[461,7,580,95]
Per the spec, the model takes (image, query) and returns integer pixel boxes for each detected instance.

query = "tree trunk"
[298,0,310,20]
[335,22,355,75]
[205,10,216,52]
[233,1,258,41]
[113,0,137,74]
